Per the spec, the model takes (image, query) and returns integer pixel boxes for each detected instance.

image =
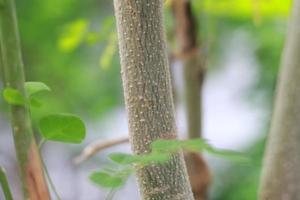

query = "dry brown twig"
[74,137,129,164]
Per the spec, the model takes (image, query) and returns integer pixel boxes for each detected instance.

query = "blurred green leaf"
[151,139,250,163]
[99,32,117,70]
[109,152,170,165]
[25,82,51,96]
[138,153,171,165]
[29,97,43,108]
[197,0,291,19]
[151,140,181,153]
[181,139,210,152]
[2,88,25,105]
[58,19,89,52]
[39,113,86,143]
[205,147,251,163]
[109,153,139,165]
[90,171,125,188]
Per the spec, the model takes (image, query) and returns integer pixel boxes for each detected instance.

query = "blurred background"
[0,0,292,199]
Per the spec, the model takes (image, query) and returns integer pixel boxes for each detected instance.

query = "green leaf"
[138,153,171,165]
[25,82,51,96]
[99,32,117,70]
[151,140,182,153]
[29,97,43,108]
[2,88,25,105]
[204,147,251,163]
[109,153,139,165]
[181,139,210,152]
[109,152,171,165]
[58,19,89,52]
[90,171,125,188]
[39,113,86,143]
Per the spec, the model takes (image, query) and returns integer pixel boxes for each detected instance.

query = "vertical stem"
[113,0,194,199]
[0,167,13,200]
[172,1,210,199]
[259,0,300,199]
[0,0,50,199]
[172,0,203,139]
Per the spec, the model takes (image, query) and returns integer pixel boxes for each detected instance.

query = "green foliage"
[2,88,25,105]
[90,170,129,189]
[109,152,170,166]
[151,139,251,163]
[212,139,266,200]
[29,97,43,108]
[58,19,89,53]
[39,113,86,143]
[2,81,86,144]
[99,32,117,70]
[2,82,51,107]
[193,0,291,19]
[91,138,250,192]
[25,82,51,96]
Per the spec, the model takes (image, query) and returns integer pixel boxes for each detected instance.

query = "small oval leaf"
[25,82,51,96]
[2,88,25,105]
[109,153,138,165]
[39,113,86,143]
[90,171,124,188]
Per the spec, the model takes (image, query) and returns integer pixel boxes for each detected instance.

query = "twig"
[74,137,129,164]
[41,159,62,200]
[0,167,13,200]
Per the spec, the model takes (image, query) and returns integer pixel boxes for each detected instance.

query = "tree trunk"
[0,0,50,199]
[259,0,300,199]
[171,1,211,199]
[113,0,194,199]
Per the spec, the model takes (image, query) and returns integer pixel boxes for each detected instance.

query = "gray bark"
[113,0,194,199]
[259,0,300,199]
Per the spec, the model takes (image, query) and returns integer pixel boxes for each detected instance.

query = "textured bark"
[113,0,194,199]
[172,1,211,199]
[259,0,300,199]
[0,0,50,199]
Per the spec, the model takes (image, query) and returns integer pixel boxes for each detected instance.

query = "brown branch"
[74,137,129,164]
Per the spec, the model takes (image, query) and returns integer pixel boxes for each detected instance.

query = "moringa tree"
[113,0,194,199]
[260,0,300,199]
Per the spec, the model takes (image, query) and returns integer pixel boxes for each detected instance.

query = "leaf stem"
[38,138,46,150]
[105,188,117,200]
[41,159,62,200]
[0,167,13,200]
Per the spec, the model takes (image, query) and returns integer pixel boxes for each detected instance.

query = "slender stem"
[172,1,211,199]
[0,0,50,198]
[41,158,62,200]
[105,189,117,200]
[38,138,46,150]
[75,137,129,164]
[0,167,13,200]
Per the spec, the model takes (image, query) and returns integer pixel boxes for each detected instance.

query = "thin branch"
[74,137,129,164]
[41,159,62,200]
[0,167,13,200]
